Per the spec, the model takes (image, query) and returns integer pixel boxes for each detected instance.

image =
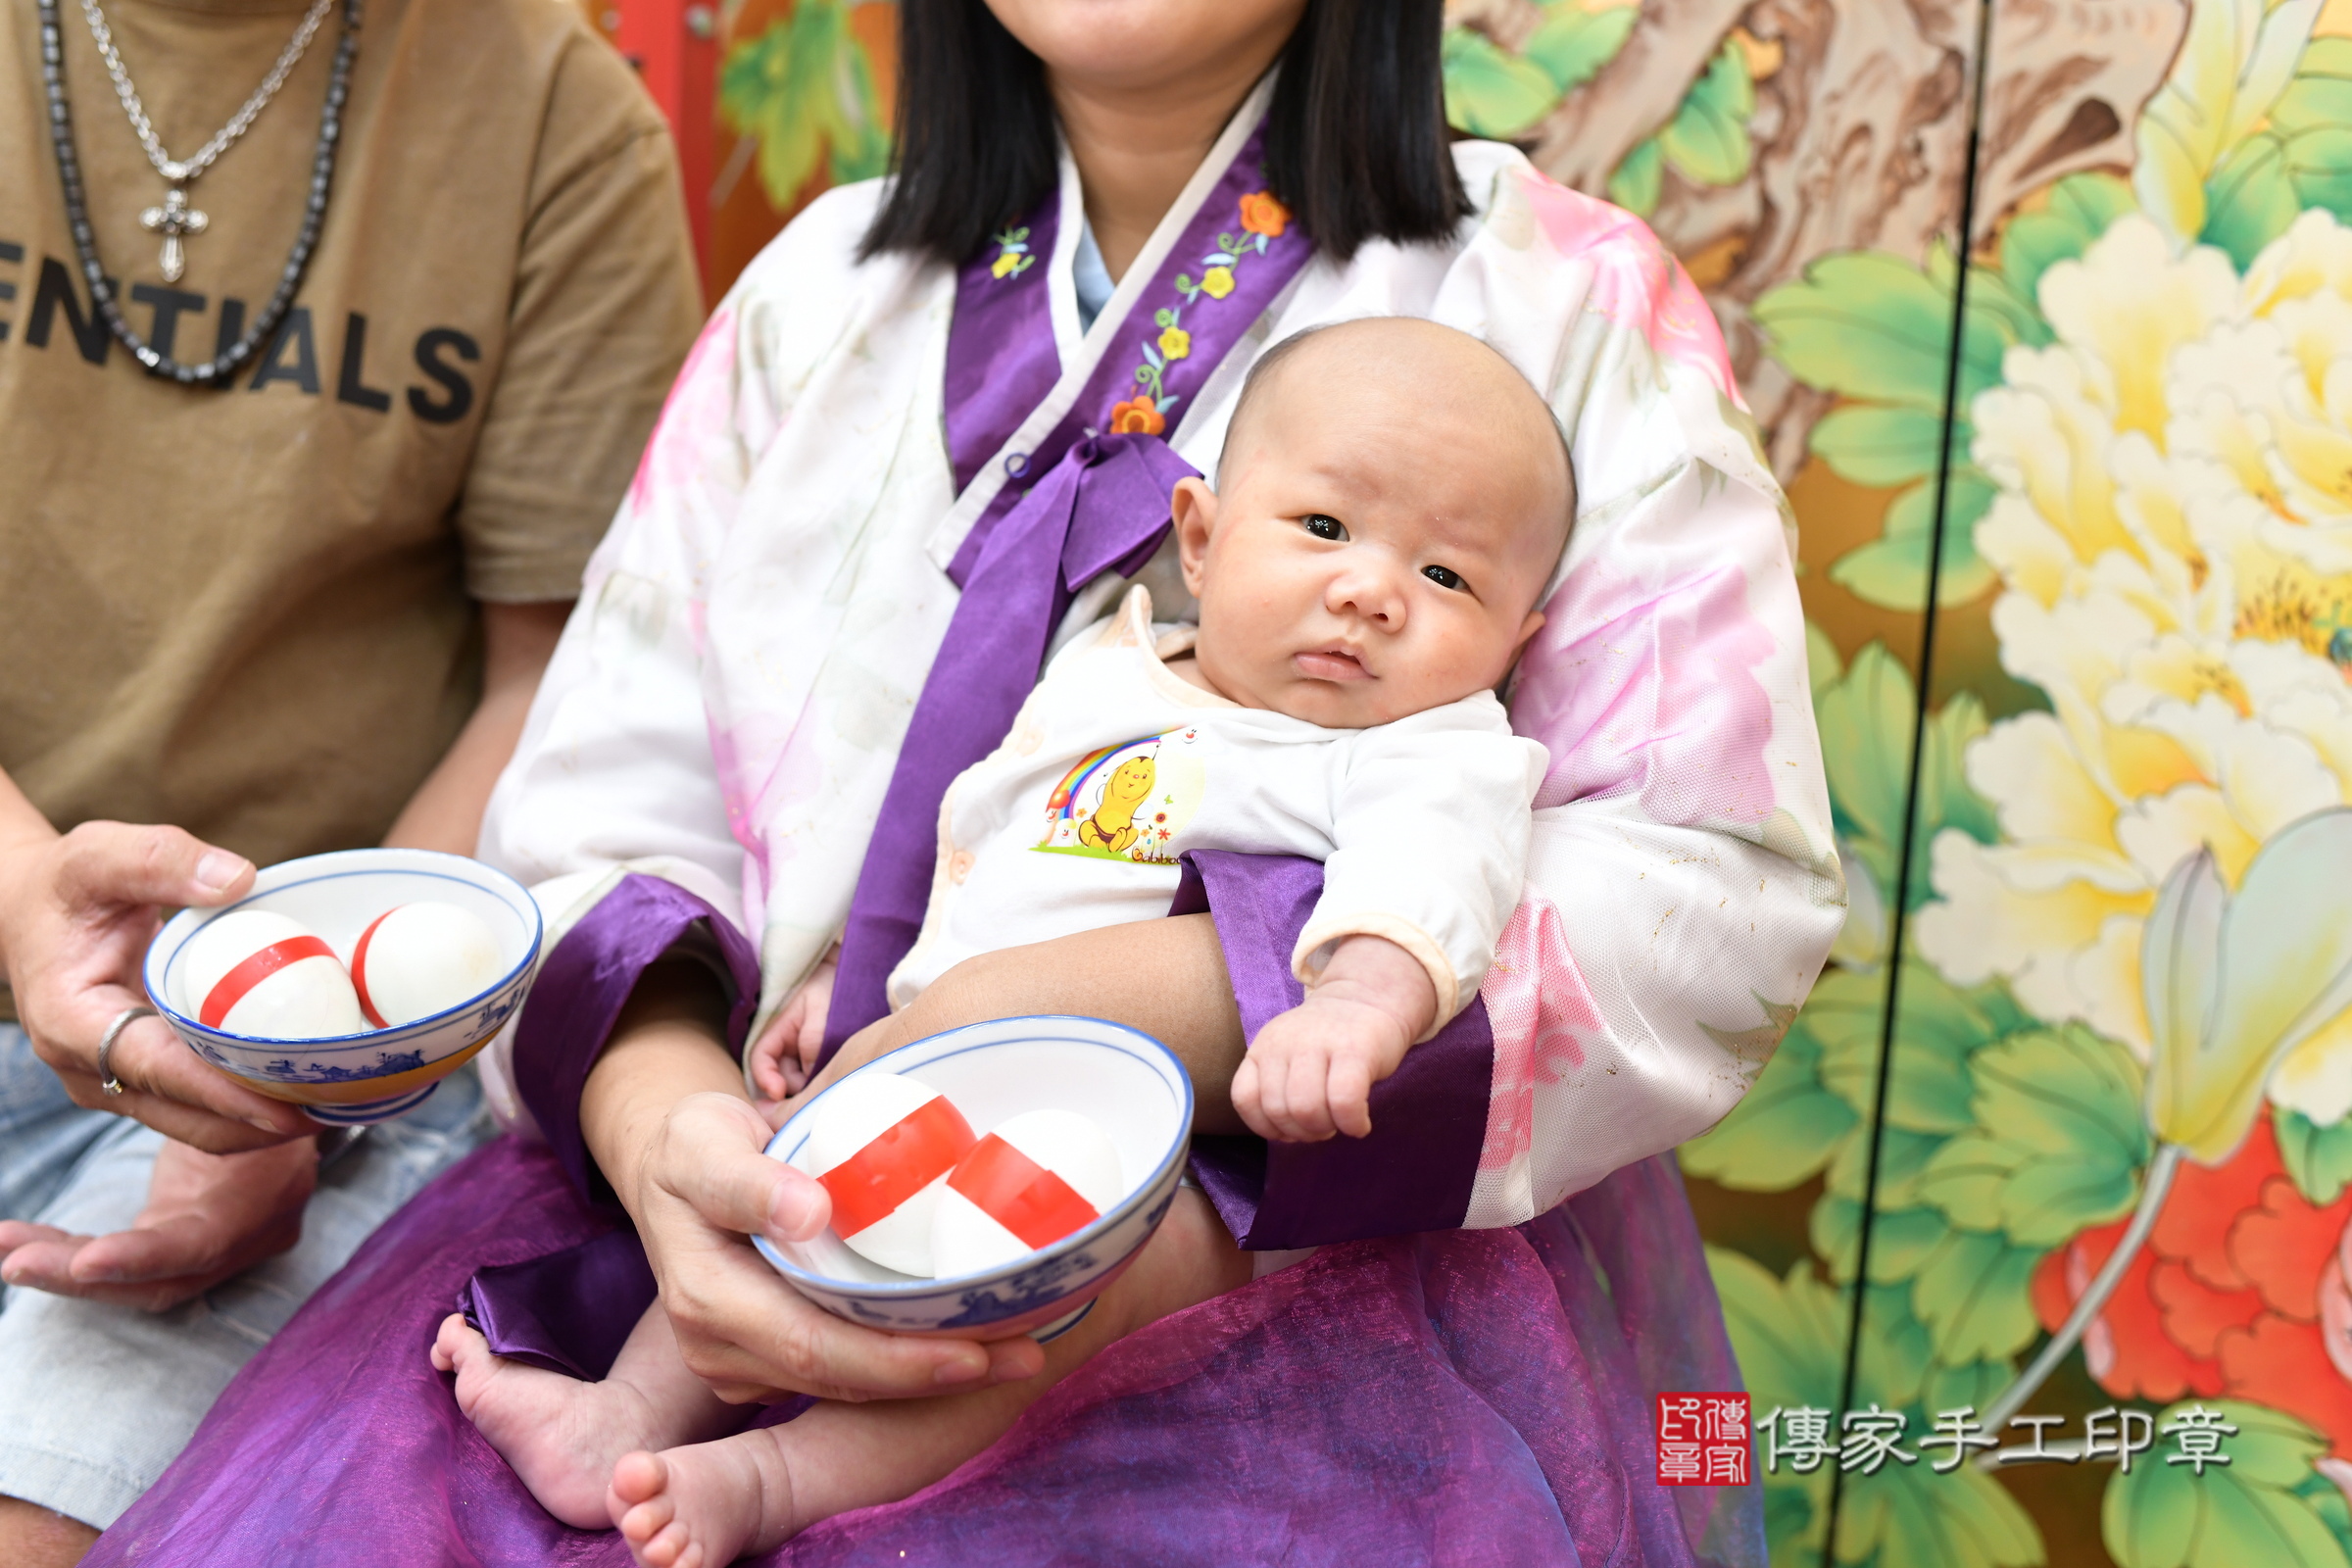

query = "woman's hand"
[0,1136,318,1310]
[0,815,318,1152]
[624,1091,1044,1403]
[582,969,1044,1403]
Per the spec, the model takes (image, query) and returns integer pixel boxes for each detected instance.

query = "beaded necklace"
[34,0,362,385]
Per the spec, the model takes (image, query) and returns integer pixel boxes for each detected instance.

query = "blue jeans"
[0,1023,494,1528]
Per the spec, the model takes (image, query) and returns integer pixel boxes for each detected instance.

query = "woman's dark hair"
[859,0,1470,266]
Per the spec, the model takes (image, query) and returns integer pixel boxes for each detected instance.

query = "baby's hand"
[1230,935,1439,1142]
[748,956,838,1108]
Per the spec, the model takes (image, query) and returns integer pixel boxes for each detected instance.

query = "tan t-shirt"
[0,0,703,1013]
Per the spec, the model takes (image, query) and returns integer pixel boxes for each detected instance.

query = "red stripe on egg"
[946,1133,1101,1250]
[349,909,396,1028]
[816,1095,977,1238]
[200,936,339,1029]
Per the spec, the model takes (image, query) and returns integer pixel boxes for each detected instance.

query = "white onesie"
[887,585,1551,1034]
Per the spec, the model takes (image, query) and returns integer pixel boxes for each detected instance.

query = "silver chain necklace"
[77,0,336,282]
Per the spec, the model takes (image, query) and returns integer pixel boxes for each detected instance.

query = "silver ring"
[96,1005,157,1098]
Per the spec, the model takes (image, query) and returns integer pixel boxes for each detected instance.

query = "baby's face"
[1174,325,1570,729]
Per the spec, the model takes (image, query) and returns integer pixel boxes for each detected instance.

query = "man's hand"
[1230,934,1438,1142]
[0,1136,318,1310]
[0,818,318,1151]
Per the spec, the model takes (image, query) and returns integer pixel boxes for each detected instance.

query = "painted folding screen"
[1442,0,2352,1563]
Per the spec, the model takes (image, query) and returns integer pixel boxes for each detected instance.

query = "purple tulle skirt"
[88,1135,1763,1567]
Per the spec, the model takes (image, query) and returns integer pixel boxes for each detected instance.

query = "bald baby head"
[1168,318,1578,729]
[1222,318,1573,523]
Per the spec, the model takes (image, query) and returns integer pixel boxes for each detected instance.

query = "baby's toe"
[612,1449,667,1503]
[429,1312,482,1373]
[620,1490,676,1545]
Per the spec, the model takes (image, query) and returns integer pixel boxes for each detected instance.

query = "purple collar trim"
[941,119,1310,588]
[942,207,1064,497]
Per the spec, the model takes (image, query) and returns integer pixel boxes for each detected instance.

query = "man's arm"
[0,602,574,1309]
[383,602,572,854]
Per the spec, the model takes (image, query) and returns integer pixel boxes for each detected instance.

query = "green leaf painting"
[1678,998,1860,1190]
[1710,1250,2039,1568]
[1813,642,1919,896]
[1908,1226,2044,1364]
[1522,3,1636,94]
[2203,132,2303,269]
[1833,1450,2042,1568]
[1809,406,1948,490]
[2276,1107,2352,1206]
[1440,12,1752,217]
[1825,471,1999,612]
[1440,2,1637,141]
[1810,640,1997,911]
[1756,205,2140,611]
[1656,41,1755,187]
[1708,1249,1841,1568]
[1918,1026,2149,1247]
[1440,27,1560,140]
[1607,135,1664,217]
[1755,252,1957,413]
[1996,172,2134,325]
[719,1,889,212]
[2105,1403,2351,1568]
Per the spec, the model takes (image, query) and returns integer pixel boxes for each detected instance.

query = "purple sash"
[821,434,1200,1054]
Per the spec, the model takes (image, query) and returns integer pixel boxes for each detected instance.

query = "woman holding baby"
[89,2,1839,1564]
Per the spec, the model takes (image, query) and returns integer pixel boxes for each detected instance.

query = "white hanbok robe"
[478,81,1842,1231]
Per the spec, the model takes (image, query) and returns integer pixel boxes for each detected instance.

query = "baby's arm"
[1231,933,1435,1141]
[748,955,838,1105]
[1236,697,1547,1142]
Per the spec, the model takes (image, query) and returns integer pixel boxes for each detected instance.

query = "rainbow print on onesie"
[1033,727,1206,866]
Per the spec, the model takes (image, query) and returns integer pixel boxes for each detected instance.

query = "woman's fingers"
[672,1272,1007,1403]
[637,1091,1044,1401]
[656,1093,829,1243]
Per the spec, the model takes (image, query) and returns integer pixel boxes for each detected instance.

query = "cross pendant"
[139,185,210,284]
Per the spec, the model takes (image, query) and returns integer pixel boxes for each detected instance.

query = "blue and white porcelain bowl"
[758,1015,1194,1340]
[143,849,543,1126]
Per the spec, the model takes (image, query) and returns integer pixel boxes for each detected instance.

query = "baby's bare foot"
[431,1312,687,1530]
[608,1436,798,1568]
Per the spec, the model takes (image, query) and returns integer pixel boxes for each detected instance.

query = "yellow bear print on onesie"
[1076,754,1156,855]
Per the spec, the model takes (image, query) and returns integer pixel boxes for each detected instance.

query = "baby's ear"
[1171,477,1218,594]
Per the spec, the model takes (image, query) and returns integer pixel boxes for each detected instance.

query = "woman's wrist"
[580,962,743,1221]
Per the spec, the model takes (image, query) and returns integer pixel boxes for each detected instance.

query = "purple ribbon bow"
[823,433,1202,1054]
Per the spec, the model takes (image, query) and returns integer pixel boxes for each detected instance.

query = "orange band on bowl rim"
[349,909,396,1028]
[946,1133,1102,1251]
[815,1094,977,1238]
[200,935,339,1030]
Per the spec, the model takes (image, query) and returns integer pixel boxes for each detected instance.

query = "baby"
[432,318,1574,1567]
